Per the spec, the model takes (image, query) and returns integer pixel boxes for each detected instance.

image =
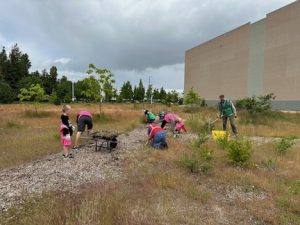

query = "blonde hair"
[62,105,71,113]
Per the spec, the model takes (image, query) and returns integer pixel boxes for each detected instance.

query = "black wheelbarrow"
[91,131,119,152]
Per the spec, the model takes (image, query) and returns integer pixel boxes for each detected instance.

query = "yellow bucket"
[212,130,228,140]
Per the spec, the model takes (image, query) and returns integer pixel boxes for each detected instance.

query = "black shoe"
[72,146,80,152]
[63,153,74,159]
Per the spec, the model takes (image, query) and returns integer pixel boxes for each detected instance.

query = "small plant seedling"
[226,138,252,167]
[273,137,294,156]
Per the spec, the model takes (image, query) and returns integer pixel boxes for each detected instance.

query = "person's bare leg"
[74,132,82,148]
[63,146,69,156]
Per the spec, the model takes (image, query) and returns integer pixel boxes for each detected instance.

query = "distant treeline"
[0,44,182,104]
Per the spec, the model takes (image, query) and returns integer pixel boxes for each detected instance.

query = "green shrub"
[186,115,207,134]
[179,135,213,174]
[183,88,206,113]
[191,133,209,149]
[216,133,230,150]
[179,154,200,173]
[184,88,202,105]
[273,137,294,156]
[226,138,252,167]
[236,93,275,115]
[179,151,213,174]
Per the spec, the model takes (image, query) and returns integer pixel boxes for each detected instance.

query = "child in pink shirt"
[175,120,187,133]
[60,105,74,159]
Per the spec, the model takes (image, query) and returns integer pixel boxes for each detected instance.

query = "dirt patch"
[0,126,147,211]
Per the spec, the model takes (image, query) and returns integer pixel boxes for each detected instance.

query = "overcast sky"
[0,0,296,90]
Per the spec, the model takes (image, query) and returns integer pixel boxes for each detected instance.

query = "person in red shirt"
[146,123,168,149]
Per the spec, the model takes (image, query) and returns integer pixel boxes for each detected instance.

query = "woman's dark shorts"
[77,116,93,132]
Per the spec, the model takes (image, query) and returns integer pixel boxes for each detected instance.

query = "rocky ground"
[0,126,147,211]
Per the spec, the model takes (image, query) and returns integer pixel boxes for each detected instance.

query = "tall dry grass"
[1,103,300,225]
[0,103,157,169]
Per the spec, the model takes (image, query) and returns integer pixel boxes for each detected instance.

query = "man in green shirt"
[218,94,238,136]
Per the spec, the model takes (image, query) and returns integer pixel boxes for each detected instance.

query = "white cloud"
[0,0,296,89]
[54,58,71,65]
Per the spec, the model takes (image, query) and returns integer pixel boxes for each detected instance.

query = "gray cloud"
[0,0,296,89]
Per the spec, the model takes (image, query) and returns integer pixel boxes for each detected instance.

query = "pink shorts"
[61,138,71,146]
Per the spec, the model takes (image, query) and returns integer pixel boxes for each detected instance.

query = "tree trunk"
[99,100,102,115]
[34,102,38,115]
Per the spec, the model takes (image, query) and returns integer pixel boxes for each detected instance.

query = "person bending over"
[175,118,187,134]
[146,123,168,149]
[73,110,93,149]
[144,109,156,123]
[161,112,179,133]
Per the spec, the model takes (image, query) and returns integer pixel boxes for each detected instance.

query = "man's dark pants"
[222,115,238,135]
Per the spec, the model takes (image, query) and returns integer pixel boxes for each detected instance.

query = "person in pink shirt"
[60,105,74,159]
[175,119,187,134]
[73,111,93,149]
[161,112,179,132]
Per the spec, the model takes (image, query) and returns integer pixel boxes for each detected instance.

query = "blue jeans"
[152,131,166,149]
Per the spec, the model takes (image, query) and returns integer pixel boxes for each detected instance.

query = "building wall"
[185,1,300,109]
[185,23,251,100]
[248,19,266,97]
[264,1,300,100]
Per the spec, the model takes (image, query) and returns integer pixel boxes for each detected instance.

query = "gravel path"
[0,126,147,211]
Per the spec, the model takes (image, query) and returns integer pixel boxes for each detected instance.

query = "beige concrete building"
[185,1,300,110]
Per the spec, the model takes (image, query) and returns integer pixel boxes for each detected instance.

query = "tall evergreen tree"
[119,81,133,101]
[18,70,43,90]
[55,76,72,103]
[0,80,15,103]
[103,82,115,101]
[133,85,138,101]
[146,84,153,102]
[42,67,58,95]
[5,44,31,90]
[49,66,58,91]
[135,79,145,101]
[152,88,160,101]
[159,87,167,102]
[0,47,8,80]
[19,53,31,77]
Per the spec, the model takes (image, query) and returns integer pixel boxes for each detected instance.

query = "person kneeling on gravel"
[146,123,168,149]
[73,111,93,150]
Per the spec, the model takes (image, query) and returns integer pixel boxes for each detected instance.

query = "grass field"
[0,103,300,225]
